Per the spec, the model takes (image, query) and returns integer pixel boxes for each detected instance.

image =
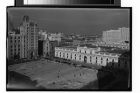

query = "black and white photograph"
[6,7,131,91]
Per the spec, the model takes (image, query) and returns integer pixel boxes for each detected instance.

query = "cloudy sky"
[8,8,130,35]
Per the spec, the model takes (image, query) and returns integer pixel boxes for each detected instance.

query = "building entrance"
[84,56,87,63]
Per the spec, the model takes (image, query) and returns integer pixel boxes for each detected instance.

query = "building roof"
[56,46,77,50]
[79,44,98,48]
[97,49,127,55]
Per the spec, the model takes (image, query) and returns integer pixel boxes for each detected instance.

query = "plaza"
[8,59,98,89]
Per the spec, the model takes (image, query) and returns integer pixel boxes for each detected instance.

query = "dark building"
[38,40,44,57]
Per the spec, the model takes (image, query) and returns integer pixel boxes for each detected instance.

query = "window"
[71,54,72,59]
[112,59,114,62]
[106,58,108,62]
[79,55,81,60]
[90,56,92,62]
[60,52,61,57]
[96,57,97,63]
[101,58,103,64]
[85,51,86,53]
[67,53,68,58]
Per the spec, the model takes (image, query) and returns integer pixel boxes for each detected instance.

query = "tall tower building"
[19,16,39,59]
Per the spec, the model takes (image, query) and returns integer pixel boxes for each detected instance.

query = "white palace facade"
[55,46,121,66]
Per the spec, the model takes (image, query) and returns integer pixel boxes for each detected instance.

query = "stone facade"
[55,46,120,66]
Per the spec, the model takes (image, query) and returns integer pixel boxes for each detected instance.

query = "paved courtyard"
[8,60,98,89]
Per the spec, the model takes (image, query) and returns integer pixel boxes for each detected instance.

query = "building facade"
[102,27,130,44]
[19,16,39,59]
[7,32,21,60]
[7,16,39,60]
[55,46,120,66]
[43,38,59,58]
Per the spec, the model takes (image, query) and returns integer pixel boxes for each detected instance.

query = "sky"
[8,8,130,35]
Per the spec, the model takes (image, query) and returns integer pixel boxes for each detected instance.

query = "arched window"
[90,56,92,62]
[60,52,61,57]
[96,57,98,63]
[106,58,108,62]
[75,54,76,60]
[79,55,81,60]
[71,54,72,59]
[112,59,115,62]
[101,57,103,64]
[67,53,68,58]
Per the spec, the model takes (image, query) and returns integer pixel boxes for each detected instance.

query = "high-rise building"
[7,16,39,60]
[102,27,130,44]
[19,16,39,59]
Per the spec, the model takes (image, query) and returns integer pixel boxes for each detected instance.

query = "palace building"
[55,45,121,66]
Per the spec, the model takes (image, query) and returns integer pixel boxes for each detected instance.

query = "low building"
[55,45,121,67]
[43,38,59,58]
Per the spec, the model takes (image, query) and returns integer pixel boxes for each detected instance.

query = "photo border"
[6,6,132,91]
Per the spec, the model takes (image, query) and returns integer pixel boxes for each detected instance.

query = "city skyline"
[8,8,130,35]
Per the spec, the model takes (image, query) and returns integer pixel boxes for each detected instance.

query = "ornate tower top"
[23,15,29,22]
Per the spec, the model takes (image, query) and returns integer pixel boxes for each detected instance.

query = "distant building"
[43,38,59,58]
[92,42,130,50]
[38,40,44,57]
[7,32,21,60]
[102,27,130,44]
[55,45,121,67]
[48,33,62,42]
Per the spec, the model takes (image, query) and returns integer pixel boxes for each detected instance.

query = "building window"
[96,57,97,63]
[67,53,68,58]
[75,54,76,60]
[71,54,72,59]
[112,59,114,62]
[85,51,86,54]
[106,58,108,63]
[79,55,81,60]
[60,52,61,57]
[90,56,92,62]
[101,58,103,64]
